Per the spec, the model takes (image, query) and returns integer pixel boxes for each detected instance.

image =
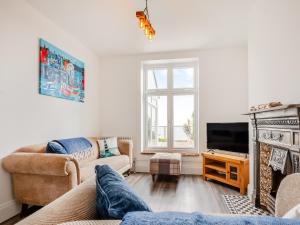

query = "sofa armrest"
[3,152,80,183]
[275,173,300,217]
[118,138,133,166]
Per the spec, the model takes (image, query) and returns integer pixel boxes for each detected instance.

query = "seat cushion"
[80,155,130,182]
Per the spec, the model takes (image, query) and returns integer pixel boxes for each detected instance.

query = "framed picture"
[39,39,85,102]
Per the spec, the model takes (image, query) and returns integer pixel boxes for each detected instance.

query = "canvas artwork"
[39,39,85,102]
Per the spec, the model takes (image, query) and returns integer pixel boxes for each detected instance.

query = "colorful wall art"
[39,39,85,102]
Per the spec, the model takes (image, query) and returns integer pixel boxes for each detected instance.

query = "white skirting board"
[247,183,255,202]
[0,200,20,223]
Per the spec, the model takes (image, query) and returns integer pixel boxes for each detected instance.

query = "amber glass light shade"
[144,26,150,35]
[139,18,145,29]
[136,10,155,40]
[148,29,155,40]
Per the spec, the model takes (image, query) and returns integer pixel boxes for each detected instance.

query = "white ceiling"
[27,0,253,56]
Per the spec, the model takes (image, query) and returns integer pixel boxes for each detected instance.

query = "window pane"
[173,95,194,148]
[147,69,167,89]
[147,96,167,147]
[173,68,194,88]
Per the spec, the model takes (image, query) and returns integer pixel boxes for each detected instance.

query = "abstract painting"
[39,39,85,102]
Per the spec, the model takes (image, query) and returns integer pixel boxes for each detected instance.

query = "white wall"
[0,1,249,221]
[98,47,248,173]
[248,0,300,106]
[248,0,300,198]
[0,0,102,222]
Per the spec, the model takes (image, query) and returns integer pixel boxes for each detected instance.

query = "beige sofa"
[15,173,300,225]
[2,137,133,208]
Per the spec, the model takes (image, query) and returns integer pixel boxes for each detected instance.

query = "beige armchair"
[275,173,300,217]
[2,137,133,210]
[3,153,80,207]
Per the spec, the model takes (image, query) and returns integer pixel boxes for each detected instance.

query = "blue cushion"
[46,141,66,154]
[120,211,300,225]
[55,137,92,154]
[95,165,152,219]
[46,137,92,155]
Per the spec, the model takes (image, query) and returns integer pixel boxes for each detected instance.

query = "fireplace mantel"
[247,104,300,212]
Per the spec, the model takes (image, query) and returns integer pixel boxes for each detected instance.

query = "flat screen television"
[207,123,249,154]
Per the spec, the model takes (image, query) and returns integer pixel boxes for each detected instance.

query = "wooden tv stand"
[201,152,249,194]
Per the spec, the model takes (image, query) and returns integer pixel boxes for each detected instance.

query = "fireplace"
[247,105,300,214]
[259,144,291,214]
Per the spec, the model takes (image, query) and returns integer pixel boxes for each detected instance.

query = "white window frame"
[142,60,199,153]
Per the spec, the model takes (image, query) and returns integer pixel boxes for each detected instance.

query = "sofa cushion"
[98,137,120,158]
[46,141,66,154]
[55,137,92,154]
[95,165,151,219]
[46,137,92,155]
[80,155,130,182]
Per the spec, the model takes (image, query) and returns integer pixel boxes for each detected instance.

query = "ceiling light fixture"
[136,0,155,40]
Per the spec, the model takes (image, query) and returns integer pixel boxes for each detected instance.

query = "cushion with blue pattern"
[95,165,151,219]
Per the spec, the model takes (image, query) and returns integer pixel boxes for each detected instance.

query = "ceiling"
[27,0,253,56]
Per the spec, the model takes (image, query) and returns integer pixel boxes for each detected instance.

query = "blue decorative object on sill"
[95,165,151,219]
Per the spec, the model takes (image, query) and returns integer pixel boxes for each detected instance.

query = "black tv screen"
[207,123,249,153]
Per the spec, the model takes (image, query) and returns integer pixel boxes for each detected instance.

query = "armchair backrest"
[275,173,300,217]
[16,143,47,153]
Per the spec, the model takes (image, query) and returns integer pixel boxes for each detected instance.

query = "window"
[147,69,167,89]
[142,60,198,152]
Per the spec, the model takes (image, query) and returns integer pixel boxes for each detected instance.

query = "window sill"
[141,150,200,157]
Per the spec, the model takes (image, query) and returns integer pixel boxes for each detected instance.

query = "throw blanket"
[55,137,92,154]
[120,211,300,225]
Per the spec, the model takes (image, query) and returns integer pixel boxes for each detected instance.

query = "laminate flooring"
[1,173,239,224]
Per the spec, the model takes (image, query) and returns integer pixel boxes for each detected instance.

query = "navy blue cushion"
[46,141,66,154]
[95,165,152,219]
[46,137,92,155]
[55,137,92,154]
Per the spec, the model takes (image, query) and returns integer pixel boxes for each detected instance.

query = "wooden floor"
[1,173,239,225]
[127,173,239,214]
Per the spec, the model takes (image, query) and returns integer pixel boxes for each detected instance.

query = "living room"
[1,0,300,224]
